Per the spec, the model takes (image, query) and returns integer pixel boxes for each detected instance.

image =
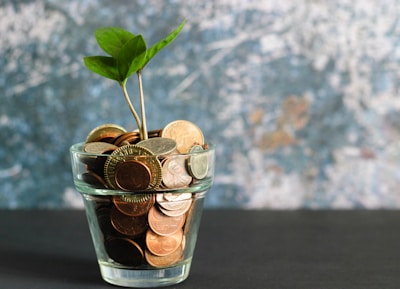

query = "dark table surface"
[0,209,399,289]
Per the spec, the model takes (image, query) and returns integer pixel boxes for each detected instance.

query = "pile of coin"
[95,191,193,267]
[79,120,209,268]
[79,120,209,191]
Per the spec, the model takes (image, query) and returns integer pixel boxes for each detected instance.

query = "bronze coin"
[161,120,204,153]
[104,237,144,266]
[145,244,183,268]
[146,229,183,257]
[81,171,108,189]
[161,155,192,189]
[86,124,127,143]
[113,194,155,216]
[114,160,152,191]
[148,206,185,236]
[110,206,149,237]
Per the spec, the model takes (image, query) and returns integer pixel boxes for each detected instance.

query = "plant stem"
[137,70,148,140]
[120,81,143,138]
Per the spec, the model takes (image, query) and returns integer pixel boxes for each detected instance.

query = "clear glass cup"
[70,142,215,287]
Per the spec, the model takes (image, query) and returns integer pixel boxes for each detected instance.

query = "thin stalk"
[137,70,148,140]
[120,81,143,139]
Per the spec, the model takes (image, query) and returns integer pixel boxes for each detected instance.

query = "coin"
[113,131,141,146]
[146,229,183,257]
[162,193,192,202]
[148,206,185,236]
[157,200,192,217]
[110,206,149,237]
[186,144,209,179]
[113,194,155,217]
[144,244,183,268]
[81,171,108,188]
[161,155,192,189]
[83,142,119,154]
[86,123,127,143]
[105,237,144,266]
[137,137,177,156]
[104,144,162,190]
[114,160,152,191]
[161,120,204,153]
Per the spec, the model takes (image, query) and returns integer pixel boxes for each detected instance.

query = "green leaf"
[117,35,147,80]
[95,27,135,58]
[83,56,120,81]
[142,19,186,68]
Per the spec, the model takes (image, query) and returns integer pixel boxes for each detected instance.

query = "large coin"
[110,206,149,237]
[146,229,183,257]
[161,120,204,153]
[186,144,209,179]
[161,155,192,189]
[105,237,144,266]
[113,194,155,216]
[137,137,177,156]
[104,144,162,190]
[86,124,127,143]
[148,206,185,236]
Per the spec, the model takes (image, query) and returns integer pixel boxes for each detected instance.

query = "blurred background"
[1,0,400,209]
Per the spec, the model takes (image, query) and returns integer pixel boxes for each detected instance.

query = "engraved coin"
[145,244,183,268]
[137,137,177,156]
[161,120,204,153]
[113,194,155,217]
[110,206,149,237]
[162,193,192,202]
[114,160,152,191]
[86,123,127,143]
[148,206,185,236]
[161,155,192,189]
[157,200,192,217]
[105,237,144,266]
[187,144,209,179]
[104,144,162,190]
[146,229,183,257]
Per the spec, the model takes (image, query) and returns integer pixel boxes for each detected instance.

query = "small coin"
[83,142,119,154]
[137,137,177,156]
[161,155,192,189]
[113,131,141,146]
[148,206,185,236]
[162,193,192,202]
[145,244,183,268]
[104,145,162,190]
[157,200,192,217]
[86,124,127,143]
[105,237,144,266]
[110,206,149,236]
[81,171,108,188]
[113,194,155,217]
[186,145,209,180]
[114,160,152,191]
[146,229,183,257]
[161,120,204,153]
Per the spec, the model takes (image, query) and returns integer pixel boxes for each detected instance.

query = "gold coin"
[104,144,162,190]
[146,229,183,257]
[85,124,127,143]
[137,137,177,156]
[148,206,185,236]
[161,120,204,153]
[161,155,192,189]
[186,144,209,180]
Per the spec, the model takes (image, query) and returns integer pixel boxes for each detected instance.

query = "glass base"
[99,259,192,288]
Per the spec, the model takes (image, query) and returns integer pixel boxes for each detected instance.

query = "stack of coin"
[81,120,209,269]
[94,192,193,268]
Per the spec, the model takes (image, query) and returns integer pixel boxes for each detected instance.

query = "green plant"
[84,20,186,140]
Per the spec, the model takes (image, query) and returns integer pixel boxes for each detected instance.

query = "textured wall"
[1,0,400,208]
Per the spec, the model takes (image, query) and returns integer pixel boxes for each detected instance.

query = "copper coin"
[161,155,192,189]
[145,244,183,268]
[114,160,151,191]
[161,120,204,153]
[104,145,162,190]
[81,171,108,188]
[86,123,127,143]
[148,206,185,236]
[146,229,183,257]
[110,206,149,237]
[105,237,144,266]
[113,194,155,216]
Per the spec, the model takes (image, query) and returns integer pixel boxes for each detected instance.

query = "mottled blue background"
[1,0,400,209]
